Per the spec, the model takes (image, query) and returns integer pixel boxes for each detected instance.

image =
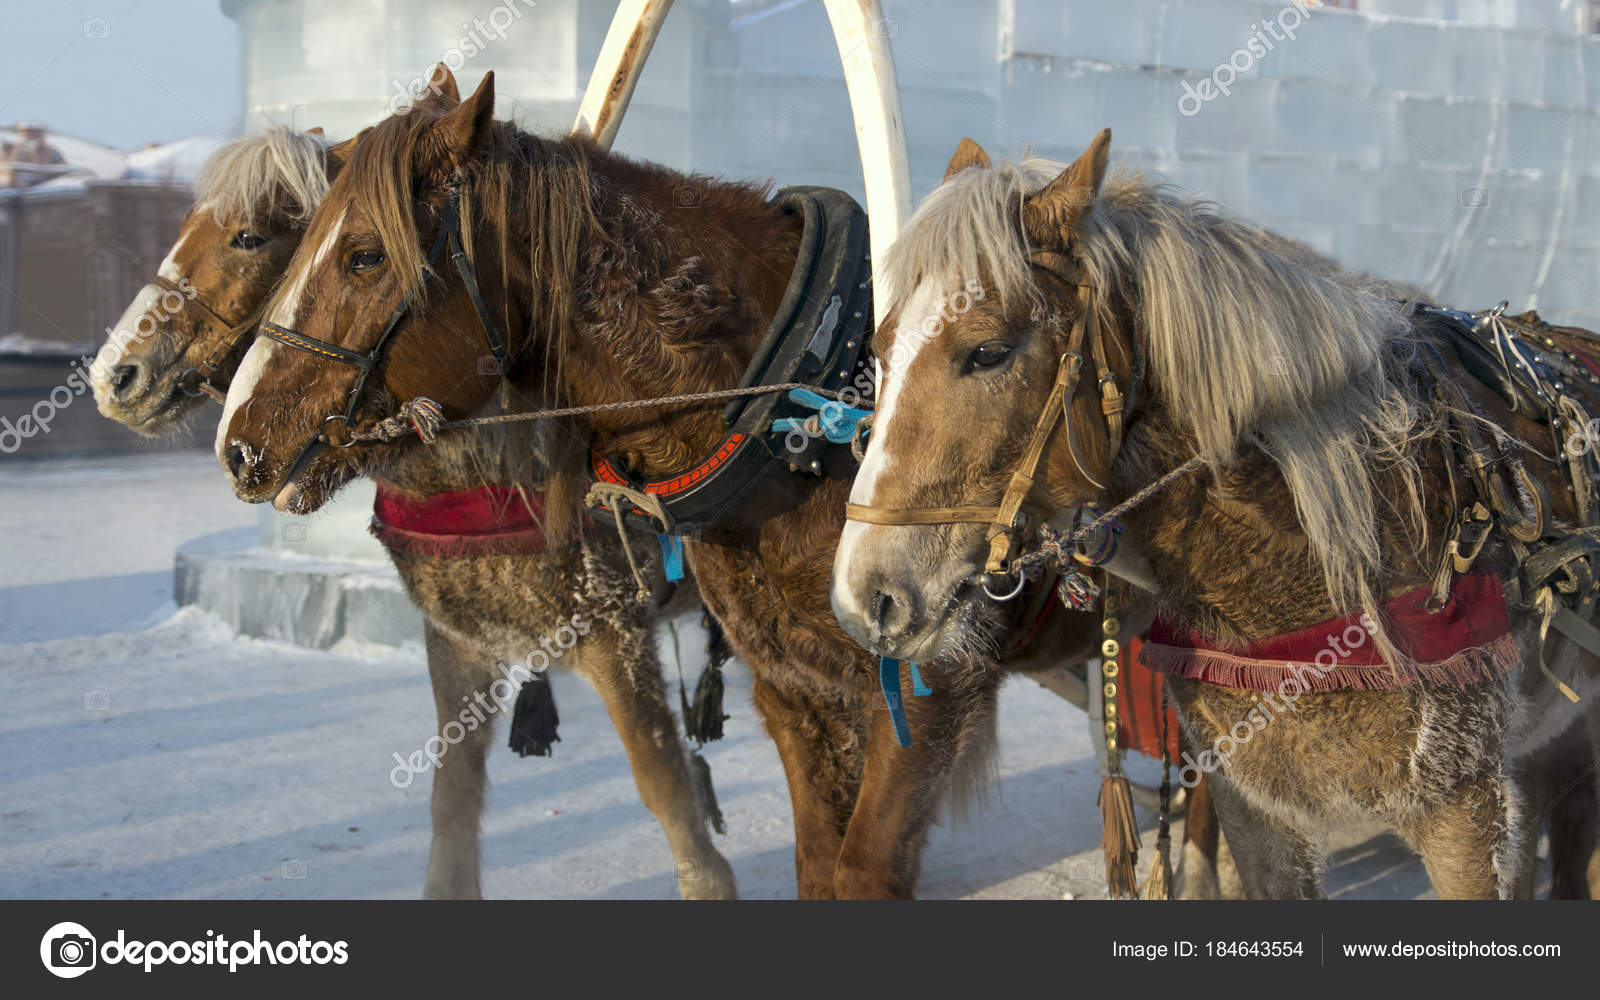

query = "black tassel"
[689,752,726,834]
[508,676,560,757]
[681,611,731,745]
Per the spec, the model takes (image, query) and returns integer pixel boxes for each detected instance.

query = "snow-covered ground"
[0,452,1433,899]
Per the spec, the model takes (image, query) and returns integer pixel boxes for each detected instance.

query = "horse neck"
[553,150,802,477]
[1108,401,1446,644]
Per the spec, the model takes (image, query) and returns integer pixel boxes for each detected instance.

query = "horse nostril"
[871,589,896,631]
[110,363,140,398]
[224,442,249,483]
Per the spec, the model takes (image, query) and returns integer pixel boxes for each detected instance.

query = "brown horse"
[832,129,1600,899]
[212,72,1134,898]
[91,77,735,900]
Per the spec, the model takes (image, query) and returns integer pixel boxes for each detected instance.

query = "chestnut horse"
[90,84,735,900]
[833,130,1600,898]
[212,73,1138,898]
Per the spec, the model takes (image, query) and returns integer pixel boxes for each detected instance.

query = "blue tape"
[655,533,684,583]
[772,388,873,445]
[908,662,932,697]
[879,657,914,748]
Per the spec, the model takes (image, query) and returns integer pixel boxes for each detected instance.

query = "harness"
[257,180,508,478]
[144,275,259,401]
[589,186,874,534]
[843,252,1134,594]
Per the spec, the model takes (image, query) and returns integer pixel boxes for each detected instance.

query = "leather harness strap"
[147,275,259,398]
[844,255,1129,579]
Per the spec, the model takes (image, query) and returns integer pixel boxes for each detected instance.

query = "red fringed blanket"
[1141,571,1520,692]
[371,481,575,557]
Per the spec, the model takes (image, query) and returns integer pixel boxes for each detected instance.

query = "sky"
[0,0,240,150]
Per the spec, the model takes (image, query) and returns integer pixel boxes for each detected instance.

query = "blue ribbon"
[771,388,872,445]
[655,533,684,583]
[878,658,932,748]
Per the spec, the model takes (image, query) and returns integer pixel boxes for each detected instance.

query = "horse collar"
[590,185,874,534]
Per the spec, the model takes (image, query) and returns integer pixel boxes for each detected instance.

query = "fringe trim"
[371,519,556,558]
[1139,632,1521,693]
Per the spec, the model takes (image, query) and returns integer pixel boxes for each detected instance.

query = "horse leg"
[1177,771,1222,899]
[421,622,493,899]
[1206,772,1324,899]
[575,624,737,900]
[750,674,862,899]
[1543,724,1599,899]
[1398,775,1523,899]
[833,677,998,899]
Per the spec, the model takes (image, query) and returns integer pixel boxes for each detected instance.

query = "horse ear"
[416,63,461,110]
[306,126,324,137]
[324,128,366,178]
[944,137,991,181]
[1022,128,1111,243]
[431,71,495,171]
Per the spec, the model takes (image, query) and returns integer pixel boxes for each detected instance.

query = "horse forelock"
[195,126,330,226]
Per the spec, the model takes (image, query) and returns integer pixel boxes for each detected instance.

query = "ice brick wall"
[726,0,1600,327]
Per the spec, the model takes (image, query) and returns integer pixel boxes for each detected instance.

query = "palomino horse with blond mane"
[91,73,737,900]
[209,72,1151,898]
[834,129,1600,898]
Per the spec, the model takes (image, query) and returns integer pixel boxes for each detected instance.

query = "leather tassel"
[1099,774,1140,898]
[508,676,560,757]
[683,611,732,744]
[689,752,726,835]
[1141,829,1172,900]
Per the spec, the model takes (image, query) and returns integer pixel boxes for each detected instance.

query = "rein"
[843,256,1133,589]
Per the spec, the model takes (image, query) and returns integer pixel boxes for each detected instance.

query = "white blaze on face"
[90,231,192,401]
[833,280,943,619]
[216,210,346,460]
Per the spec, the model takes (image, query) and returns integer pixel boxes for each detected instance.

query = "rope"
[339,382,866,446]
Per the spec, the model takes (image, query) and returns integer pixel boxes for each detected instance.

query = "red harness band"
[1141,571,1519,692]
[372,481,580,558]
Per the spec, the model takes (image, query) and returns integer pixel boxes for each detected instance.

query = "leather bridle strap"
[148,275,257,397]
[258,181,507,443]
[844,269,1127,578]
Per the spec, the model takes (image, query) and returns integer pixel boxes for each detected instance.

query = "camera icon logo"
[40,921,97,978]
[83,17,111,38]
[1461,187,1488,208]
[673,186,702,208]
[83,690,110,711]
[675,859,702,880]
[871,17,898,38]
[281,860,308,879]
[477,355,502,376]
[280,522,308,545]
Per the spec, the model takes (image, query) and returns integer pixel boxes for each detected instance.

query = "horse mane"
[338,107,606,538]
[195,126,331,225]
[888,155,1433,616]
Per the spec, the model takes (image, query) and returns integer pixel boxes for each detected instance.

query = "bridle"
[256,180,508,483]
[843,251,1132,595]
[146,275,260,401]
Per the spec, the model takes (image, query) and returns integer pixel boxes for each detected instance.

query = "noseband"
[258,180,508,451]
[843,253,1130,589]
[143,275,258,401]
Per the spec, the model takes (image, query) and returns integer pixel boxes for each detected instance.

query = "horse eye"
[966,341,1013,372]
[349,249,386,272]
[230,230,267,251]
